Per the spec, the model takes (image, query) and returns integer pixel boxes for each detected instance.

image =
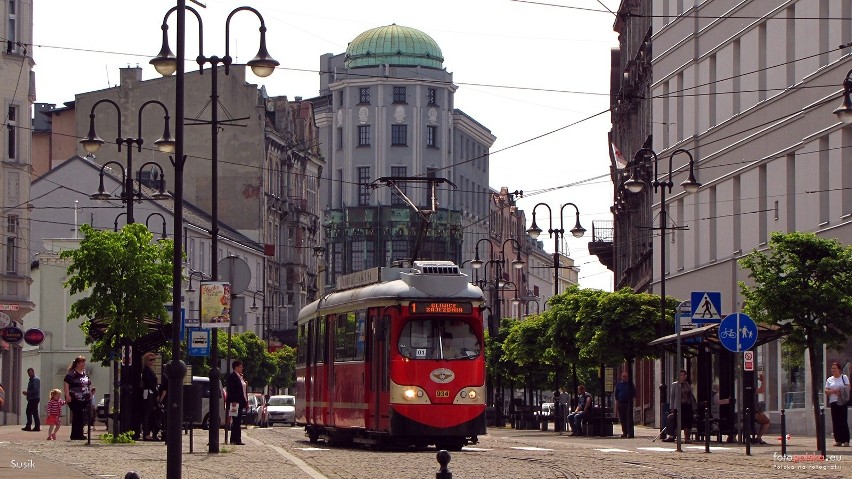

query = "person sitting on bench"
[567,385,592,436]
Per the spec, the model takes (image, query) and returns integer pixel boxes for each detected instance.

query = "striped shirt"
[46,398,65,416]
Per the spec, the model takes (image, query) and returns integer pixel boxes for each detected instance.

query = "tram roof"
[298,263,484,324]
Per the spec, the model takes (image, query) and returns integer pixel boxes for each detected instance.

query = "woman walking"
[63,356,92,440]
[825,361,850,447]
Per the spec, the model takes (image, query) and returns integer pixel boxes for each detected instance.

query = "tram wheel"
[308,428,319,444]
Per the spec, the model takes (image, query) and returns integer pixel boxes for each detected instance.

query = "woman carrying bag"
[825,361,850,447]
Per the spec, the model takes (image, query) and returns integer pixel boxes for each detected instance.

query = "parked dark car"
[245,393,268,427]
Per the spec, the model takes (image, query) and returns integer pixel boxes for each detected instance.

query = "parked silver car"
[266,395,295,427]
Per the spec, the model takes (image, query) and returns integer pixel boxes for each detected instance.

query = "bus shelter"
[649,323,784,441]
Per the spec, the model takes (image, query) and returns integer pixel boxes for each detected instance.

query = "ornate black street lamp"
[151,4,278,455]
[525,202,585,297]
[623,147,700,449]
[83,97,173,439]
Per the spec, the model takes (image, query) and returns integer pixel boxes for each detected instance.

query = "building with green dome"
[310,24,495,285]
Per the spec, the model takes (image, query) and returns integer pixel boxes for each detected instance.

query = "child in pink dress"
[45,388,66,440]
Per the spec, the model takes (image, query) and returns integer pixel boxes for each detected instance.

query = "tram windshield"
[398,318,481,360]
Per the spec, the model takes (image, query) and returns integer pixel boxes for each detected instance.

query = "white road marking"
[637,447,677,452]
[510,446,554,451]
[247,437,328,479]
[462,447,491,451]
[594,448,631,453]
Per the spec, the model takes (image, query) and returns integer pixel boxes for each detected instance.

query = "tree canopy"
[61,223,174,364]
[739,231,852,445]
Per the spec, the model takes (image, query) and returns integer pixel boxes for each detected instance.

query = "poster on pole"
[200,282,231,329]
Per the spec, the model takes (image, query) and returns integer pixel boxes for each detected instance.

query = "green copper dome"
[345,24,444,69]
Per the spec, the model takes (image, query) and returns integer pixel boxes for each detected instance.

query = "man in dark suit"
[225,360,248,445]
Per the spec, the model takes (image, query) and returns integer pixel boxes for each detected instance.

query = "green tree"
[61,223,174,364]
[270,346,296,392]
[502,313,552,404]
[739,231,852,445]
[548,286,603,392]
[577,288,677,365]
[215,332,277,388]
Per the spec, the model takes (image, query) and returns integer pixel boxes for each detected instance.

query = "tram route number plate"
[435,390,450,398]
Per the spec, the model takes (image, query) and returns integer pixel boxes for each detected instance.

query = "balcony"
[587,220,614,271]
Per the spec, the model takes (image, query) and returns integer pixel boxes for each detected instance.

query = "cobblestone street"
[2,423,850,478]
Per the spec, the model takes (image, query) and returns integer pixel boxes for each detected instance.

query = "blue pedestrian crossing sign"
[691,291,723,323]
[718,313,758,352]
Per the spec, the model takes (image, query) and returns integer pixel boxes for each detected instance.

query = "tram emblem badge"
[431,368,455,383]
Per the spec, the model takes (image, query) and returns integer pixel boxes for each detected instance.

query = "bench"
[582,406,617,437]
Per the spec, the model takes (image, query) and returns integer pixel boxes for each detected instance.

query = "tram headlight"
[390,380,432,404]
[453,385,485,405]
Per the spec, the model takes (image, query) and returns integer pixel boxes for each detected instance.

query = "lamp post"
[469,237,524,426]
[83,99,174,224]
[151,4,278,454]
[623,147,700,448]
[525,202,585,297]
[525,202,584,410]
[84,98,174,439]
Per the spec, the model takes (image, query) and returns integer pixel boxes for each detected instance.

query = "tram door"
[369,309,390,431]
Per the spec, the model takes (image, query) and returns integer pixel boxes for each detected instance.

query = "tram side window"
[297,324,307,366]
[335,310,367,362]
[315,319,326,363]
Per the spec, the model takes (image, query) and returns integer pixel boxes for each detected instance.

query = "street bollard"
[744,407,751,456]
[704,406,710,453]
[819,408,827,458]
[435,450,452,479]
[125,472,141,479]
[780,409,787,456]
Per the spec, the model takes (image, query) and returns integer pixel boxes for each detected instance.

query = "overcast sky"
[32,0,620,290]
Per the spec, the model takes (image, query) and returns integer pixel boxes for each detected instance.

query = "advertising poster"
[200,282,231,329]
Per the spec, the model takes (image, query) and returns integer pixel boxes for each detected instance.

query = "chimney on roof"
[120,65,143,88]
[294,96,302,102]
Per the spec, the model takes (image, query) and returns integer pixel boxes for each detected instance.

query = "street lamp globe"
[526,221,542,239]
[624,173,645,194]
[570,223,586,238]
[833,70,852,124]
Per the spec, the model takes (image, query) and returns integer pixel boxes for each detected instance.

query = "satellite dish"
[218,256,251,295]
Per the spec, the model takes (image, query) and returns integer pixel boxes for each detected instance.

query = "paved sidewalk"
[0,425,90,478]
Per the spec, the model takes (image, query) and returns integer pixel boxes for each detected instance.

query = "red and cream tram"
[295,261,486,450]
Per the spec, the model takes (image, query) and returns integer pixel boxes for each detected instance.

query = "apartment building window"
[338,90,344,107]
[426,126,437,147]
[358,125,370,146]
[393,86,407,103]
[351,240,365,272]
[7,105,17,161]
[391,166,407,205]
[359,87,370,104]
[6,232,17,274]
[391,125,407,146]
[358,166,371,206]
[6,0,17,54]
[427,88,436,105]
[336,127,343,150]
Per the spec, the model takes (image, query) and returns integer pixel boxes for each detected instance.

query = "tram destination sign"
[409,302,472,315]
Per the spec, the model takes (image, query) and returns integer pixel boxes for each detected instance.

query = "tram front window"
[398,318,481,360]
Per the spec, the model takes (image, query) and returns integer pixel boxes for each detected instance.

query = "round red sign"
[24,328,45,346]
[0,326,23,343]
